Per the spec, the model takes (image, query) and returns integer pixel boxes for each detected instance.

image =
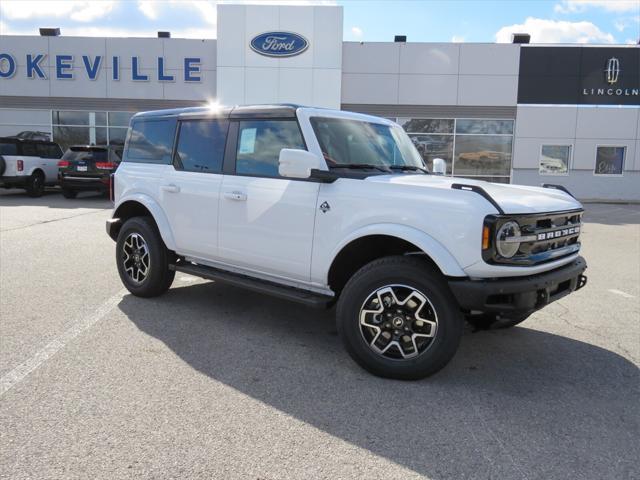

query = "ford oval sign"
[250,32,309,58]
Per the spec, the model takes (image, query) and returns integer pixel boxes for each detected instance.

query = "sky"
[0,0,638,44]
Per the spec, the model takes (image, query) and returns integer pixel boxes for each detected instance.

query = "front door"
[160,118,229,258]
[218,119,319,282]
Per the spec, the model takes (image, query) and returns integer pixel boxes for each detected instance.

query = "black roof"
[0,136,59,146]
[134,103,304,121]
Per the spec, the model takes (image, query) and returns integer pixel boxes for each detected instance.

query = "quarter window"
[594,146,625,175]
[175,119,228,173]
[0,142,18,155]
[125,118,176,164]
[540,145,571,175]
[235,120,305,177]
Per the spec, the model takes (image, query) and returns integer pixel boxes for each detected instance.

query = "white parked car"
[107,105,587,379]
[0,137,63,197]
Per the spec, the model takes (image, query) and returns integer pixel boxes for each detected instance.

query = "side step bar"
[170,261,334,309]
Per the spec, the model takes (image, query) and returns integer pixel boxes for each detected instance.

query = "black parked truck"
[58,145,123,198]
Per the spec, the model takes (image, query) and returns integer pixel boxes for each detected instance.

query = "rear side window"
[36,144,63,159]
[236,120,305,177]
[125,118,176,164]
[21,142,38,157]
[0,143,18,155]
[174,119,228,173]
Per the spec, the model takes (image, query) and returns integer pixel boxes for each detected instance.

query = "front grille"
[485,209,583,266]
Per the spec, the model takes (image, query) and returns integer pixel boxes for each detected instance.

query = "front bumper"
[448,256,587,317]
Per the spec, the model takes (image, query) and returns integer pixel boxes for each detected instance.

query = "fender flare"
[324,223,467,280]
[114,193,177,250]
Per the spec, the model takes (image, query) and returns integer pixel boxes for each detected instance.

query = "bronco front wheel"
[336,256,463,380]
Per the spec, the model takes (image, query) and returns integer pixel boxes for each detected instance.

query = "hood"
[365,174,582,214]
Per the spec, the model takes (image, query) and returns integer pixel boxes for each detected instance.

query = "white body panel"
[218,175,320,282]
[113,106,585,295]
[1,154,59,183]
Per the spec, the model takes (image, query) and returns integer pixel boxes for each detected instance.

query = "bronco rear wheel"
[337,255,463,380]
[116,217,175,297]
[25,171,45,197]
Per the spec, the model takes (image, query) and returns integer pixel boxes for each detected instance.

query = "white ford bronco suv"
[107,104,587,379]
[0,137,64,197]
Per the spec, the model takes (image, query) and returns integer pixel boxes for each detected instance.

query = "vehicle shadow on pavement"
[0,189,111,209]
[119,281,640,480]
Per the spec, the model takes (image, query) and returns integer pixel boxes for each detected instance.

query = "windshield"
[310,117,425,169]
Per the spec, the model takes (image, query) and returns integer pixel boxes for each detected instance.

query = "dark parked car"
[58,145,123,198]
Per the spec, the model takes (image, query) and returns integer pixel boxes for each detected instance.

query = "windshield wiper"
[388,165,430,174]
[329,163,392,173]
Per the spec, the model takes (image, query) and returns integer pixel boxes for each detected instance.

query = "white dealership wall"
[1,2,638,201]
[216,4,342,108]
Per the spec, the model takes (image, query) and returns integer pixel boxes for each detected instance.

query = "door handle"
[224,191,247,201]
[161,184,180,193]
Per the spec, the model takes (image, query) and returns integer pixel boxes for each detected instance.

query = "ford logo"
[250,32,309,58]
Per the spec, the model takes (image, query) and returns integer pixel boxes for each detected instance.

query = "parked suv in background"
[58,145,123,198]
[106,105,587,380]
[0,137,63,197]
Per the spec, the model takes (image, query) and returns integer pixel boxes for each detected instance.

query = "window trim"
[593,144,626,177]
[538,143,572,177]
[171,118,229,174]
[229,117,307,180]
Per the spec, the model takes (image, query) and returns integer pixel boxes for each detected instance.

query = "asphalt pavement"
[1,189,638,480]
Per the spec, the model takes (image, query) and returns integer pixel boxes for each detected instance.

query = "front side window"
[36,143,63,159]
[125,118,176,164]
[175,119,228,173]
[595,146,625,175]
[540,145,571,175]
[236,120,305,177]
[310,117,424,169]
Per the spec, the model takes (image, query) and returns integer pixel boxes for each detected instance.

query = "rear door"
[35,143,63,181]
[160,118,229,258]
[217,119,320,282]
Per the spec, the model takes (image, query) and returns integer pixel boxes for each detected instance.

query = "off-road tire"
[116,216,175,297]
[336,255,463,380]
[62,188,78,199]
[25,171,45,197]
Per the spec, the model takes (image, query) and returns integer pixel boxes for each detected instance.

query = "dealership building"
[1,4,638,201]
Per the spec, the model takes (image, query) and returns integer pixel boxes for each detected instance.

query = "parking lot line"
[608,289,635,299]
[0,289,125,397]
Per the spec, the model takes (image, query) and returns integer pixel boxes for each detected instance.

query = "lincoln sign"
[518,46,640,106]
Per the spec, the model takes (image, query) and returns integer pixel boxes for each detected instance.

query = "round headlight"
[496,221,521,258]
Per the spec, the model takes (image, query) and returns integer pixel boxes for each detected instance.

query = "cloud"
[137,1,159,20]
[0,1,115,22]
[495,17,616,44]
[351,26,363,38]
[554,1,640,13]
[451,35,465,42]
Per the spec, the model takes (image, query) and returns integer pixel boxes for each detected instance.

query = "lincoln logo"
[250,32,309,58]
[605,57,620,85]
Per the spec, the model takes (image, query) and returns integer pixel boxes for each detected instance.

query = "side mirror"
[432,157,446,175]
[278,149,324,179]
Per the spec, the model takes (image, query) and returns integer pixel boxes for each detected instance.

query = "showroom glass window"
[174,119,229,173]
[398,118,514,183]
[540,145,571,175]
[52,110,134,151]
[594,146,625,175]
[235,120,305,177]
